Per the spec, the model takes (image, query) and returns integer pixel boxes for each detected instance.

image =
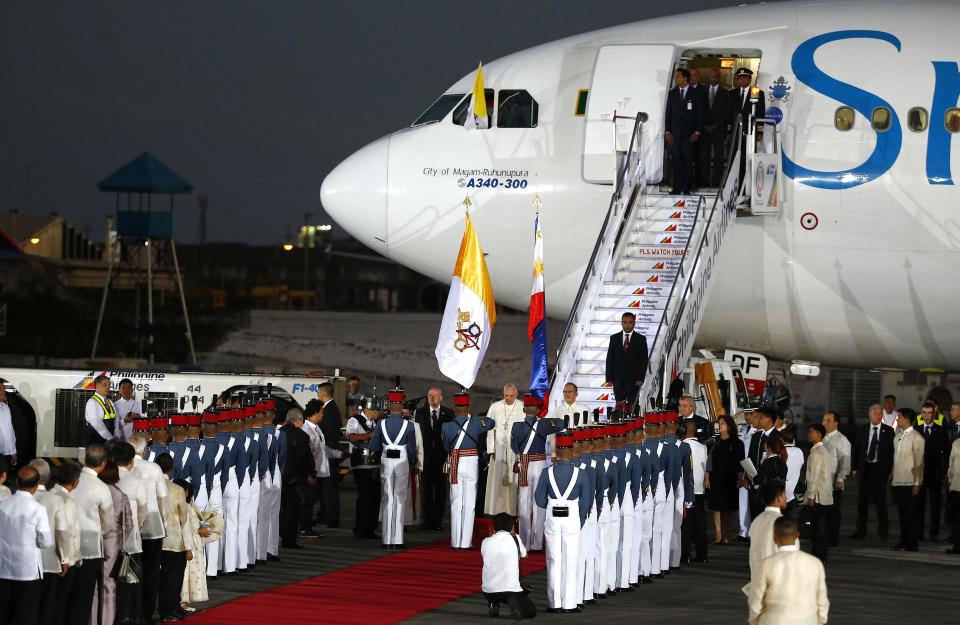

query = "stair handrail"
[635,113,745,414]
[549,112,648,409]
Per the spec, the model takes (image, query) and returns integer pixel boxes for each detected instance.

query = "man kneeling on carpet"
[481,513,538,619]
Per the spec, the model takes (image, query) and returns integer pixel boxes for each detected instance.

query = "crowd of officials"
[3,370,960,624]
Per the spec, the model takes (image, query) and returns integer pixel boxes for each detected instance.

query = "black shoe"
[174,608,187,618]
[619,586,634,592]
[256,559,267,564]
[736,535,750,543]
[641,576,653,584]
[692,557,708,563]
[546,607,562,613]
[945,547,960,554]
[651,573,663,579]
[488,602,500,618]
[930,532,940,542]
[561,608,582,614]
[890,544,905,551]
[670,189,681,195]
[584,599,596,605]
[282,543,304,550]
[300,530,320,538]
[850,532,866,539]
[267,554,281,562]
[595,592,607,599]
[381,544,392,549]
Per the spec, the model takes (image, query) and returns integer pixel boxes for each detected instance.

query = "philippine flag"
[528,214,549,398]
[435,214,496,389]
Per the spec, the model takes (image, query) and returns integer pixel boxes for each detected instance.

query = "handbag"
[112,551,142,584]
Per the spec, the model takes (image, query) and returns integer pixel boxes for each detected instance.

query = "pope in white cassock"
[484,383,526,516]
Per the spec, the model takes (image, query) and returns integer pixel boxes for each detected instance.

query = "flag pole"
[463,195,472,216]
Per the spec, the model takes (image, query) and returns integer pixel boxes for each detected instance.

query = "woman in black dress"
[706,415,744,544]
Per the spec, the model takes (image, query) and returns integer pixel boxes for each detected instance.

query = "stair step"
[581,331,655,348]
[634,207,701,221]
[591,308,664,324]
[596,292,670,310]
[623,242,691,259]
[600,282,673,297]
[642,196,701,208]
[629,231,691,245]
[617,259,680,275]
[633,219,695,233]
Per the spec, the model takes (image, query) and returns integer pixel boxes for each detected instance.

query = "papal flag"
[435,213,496,388]
[464,63,489,130]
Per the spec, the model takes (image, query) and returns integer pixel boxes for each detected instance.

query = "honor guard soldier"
[442,391,495,549]
[246,404,267,566]
[600,425,622,594]
[198,409,225,575]
[221,409,244,575]
[84,374,118,444]
[235,405,256,571]
[167,414,192,481]
[535,431,591,614]
[655,413,681,573]
[369,388,418,549]
[572,428,598,608]
[147,416,171,461]
[255,401,278,562]
[511,393,565,551]
[262,399,283,561]
[183,412,205,498]
[645,413,669,578]
[592,425,620,596]
[632,418,656,584]
[616,422,643,590]
[668,412,694,570]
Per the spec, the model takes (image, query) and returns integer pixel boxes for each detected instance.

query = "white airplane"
[320,0,960,373]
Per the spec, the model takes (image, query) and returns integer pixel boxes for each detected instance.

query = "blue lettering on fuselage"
[927,61,960,185]
[783,30,903,189]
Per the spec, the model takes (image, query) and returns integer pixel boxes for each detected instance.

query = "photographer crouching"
[482,512,537,619]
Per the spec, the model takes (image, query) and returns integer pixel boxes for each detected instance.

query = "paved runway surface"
[194,476,958,624]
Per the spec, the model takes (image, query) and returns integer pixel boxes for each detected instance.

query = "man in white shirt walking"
[822,411,852,547]
[481,513,536,620]
[747,481,786,582]
[803,424,834,562]
[66,444,114,625]
[0,465,53,625]
[748,516,829,625]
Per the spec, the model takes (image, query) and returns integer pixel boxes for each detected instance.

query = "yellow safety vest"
[915,413,945,427]
[92,394,118,434]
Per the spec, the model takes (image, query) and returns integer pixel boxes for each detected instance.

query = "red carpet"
[188,540,546,625]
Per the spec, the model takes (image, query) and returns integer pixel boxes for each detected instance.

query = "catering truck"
[0,368,345,461]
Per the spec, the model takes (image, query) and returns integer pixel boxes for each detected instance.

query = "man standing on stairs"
[604,312,649,410]
[664,67,703,195]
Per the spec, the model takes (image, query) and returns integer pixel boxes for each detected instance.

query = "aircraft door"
[582,44,675,184]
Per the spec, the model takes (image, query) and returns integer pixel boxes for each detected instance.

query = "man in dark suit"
[677,394,713,446]
[664,67,704,195]
[730,67,765,190]
[604,312,649,409]
[850,404,896,539]
[316,382,343,528]
[917,401,951,540]
[698,68,732,187]
[279,409,316,549]
[414,387,454,530]
[747,408,781,519]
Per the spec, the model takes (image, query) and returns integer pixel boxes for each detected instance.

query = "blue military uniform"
[370,406,418,547]
[511,413,565,550]
[441,402,495,549]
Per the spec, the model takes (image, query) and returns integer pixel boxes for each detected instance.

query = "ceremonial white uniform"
[739,424,757,538]
[484,399,526,516]
[256,430,276,562]
[246,431,262,566]
[602,455,620,594]
[543,465,582,611]
[378,419,412,546]
[670,439,687,569]
[220,433,241,574]
[650,442,669,575]
[236,433,252,570]
[516,421,548,551]
[446,417,482,549]
[196,441,224,575]
[575,456,597,605]
[616,453,635,590]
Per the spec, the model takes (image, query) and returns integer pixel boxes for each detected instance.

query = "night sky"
[2,0,739,245]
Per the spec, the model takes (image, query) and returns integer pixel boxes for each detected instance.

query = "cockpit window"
[453,89,494,127]
[411,93,465,127]
[497,90,539,128]
[946,108,960,133]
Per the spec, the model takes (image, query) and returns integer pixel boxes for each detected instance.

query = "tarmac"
[197,475,959,625]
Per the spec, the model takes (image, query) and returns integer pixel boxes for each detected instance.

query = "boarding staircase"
[549,113,746,417]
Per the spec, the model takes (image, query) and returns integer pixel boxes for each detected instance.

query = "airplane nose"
[320,137,389,251]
